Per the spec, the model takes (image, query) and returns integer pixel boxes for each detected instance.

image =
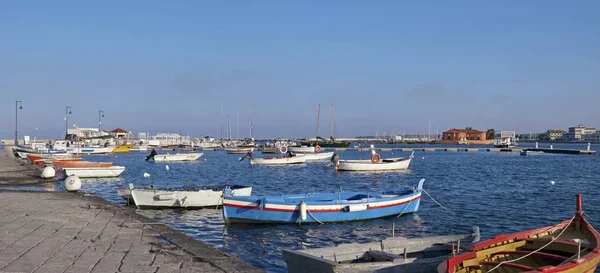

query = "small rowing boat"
[222,179,425,225]
[438,194,600,273]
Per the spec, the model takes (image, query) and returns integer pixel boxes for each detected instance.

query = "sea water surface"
[79,143,600,272]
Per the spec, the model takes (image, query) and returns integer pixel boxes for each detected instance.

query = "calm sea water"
[78,143,600,273]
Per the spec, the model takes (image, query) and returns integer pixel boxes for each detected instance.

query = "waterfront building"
[568,124,596,142]
[439,128,493,144]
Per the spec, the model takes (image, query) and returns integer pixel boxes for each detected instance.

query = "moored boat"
[283,228,479,273]
[128,184,253,209]
[53,161,113,170]
[222,179,425,225]
[333,150,414,171]
[293,151,334,161]
[438,194,600,273]
[63,166,125,178]
[151,153,203,162]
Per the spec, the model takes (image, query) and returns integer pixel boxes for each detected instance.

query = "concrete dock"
[0,147,262,273]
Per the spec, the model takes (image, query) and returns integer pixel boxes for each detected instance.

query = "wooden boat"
[334,151,414,171]
[63,166,125,178]
[151,153,203,162]
[293,152,334,161]
[111,143,135,153]
[249,155,306,165]
[224,147,255,154]
[67,146,112,154]
[129,184,253,209]
[283,229,478,273]
[438,194,600,273]
[53,161,113,169]
[222,179,425,225]
[288,146,318,153]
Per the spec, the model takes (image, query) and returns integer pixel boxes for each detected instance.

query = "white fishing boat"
[249,155,306,165]
[293,151,334,161]
[63,166,126,178]
[151,153,203,162]
[332,148,414,171]
[224,147,255,154]
[288,146,318,153]
[129,184,252,209]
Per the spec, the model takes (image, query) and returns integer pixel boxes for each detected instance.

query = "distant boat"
[438,194,600,273]
[151,153,203,162]
[222,179,425,225]
[63,166,125,178]
[128,184,252,209]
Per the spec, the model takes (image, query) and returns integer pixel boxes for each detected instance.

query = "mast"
[249,108,253,139]
[330,104,334,139]
[316,104,321,143]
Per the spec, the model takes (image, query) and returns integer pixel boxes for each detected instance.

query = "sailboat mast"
[316,104,321,142]
[249,108,253,139]
[330,104,334,138]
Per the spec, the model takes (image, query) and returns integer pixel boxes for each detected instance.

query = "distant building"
[547,129,567,141]
[439,128,493,144]
[568,125,596,142]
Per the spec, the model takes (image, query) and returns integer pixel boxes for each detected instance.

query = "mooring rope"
[421,188,453,213]
[486,215,576,273]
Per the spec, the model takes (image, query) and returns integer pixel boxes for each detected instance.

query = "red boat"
[438,194,600,273]
[52,161,113,169]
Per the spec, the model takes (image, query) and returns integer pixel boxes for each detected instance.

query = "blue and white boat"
[222,179,425,225]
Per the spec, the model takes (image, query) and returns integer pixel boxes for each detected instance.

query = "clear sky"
[1,1,599,140]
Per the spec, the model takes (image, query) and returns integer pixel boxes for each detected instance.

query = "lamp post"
[98,110,105,133]
[15,99,23,146]
[65,106,72,139]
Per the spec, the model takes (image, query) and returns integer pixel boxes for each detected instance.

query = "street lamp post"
[15,99,23,146]
[98,110,104,132]
[65,106,72,139]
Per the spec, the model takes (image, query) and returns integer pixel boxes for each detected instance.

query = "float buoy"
[315,145,321,153]
[279,146,288,154]
[65,175,81,192]
[299,201,307,221]
[40,166,55,179]
[371,153,381,164]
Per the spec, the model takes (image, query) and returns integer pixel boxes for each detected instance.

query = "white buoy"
[143,172,150,178]
[65,175,81,192]
[40,166,55,179]
[165,165,169,171]
[299,201,307,221]
[551,180,555,185]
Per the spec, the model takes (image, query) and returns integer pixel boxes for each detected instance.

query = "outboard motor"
[145,149,158,161]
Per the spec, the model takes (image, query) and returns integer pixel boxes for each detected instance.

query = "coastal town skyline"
[2,1,599,139]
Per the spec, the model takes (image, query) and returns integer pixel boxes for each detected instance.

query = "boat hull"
[152,153,203,162]
[63,166,125,178]
[293,152,334,161]
[130,186,252,209]
[337,157,412,171]
[250,156,306,165]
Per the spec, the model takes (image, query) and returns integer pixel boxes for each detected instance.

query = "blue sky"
[1,1,599,139]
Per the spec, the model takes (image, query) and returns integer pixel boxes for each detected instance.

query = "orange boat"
[438,194,600,273]
[52,161,113,169]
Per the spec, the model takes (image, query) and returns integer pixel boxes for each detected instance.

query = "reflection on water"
[77,144,600,272]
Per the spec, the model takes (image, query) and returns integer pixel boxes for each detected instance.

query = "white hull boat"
[152,153,203,162]
[336,152,414,171]
[294,152,334,161]
[67,147,113,154]
[288,146,316,153]
[250,156,306,165]
[224,147,255,154]
[130,185,252,209]
[63,166,126,178]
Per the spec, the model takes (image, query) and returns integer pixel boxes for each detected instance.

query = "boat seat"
[493,250,569,261]
[524,238,594,249]
[480,261,535,271]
